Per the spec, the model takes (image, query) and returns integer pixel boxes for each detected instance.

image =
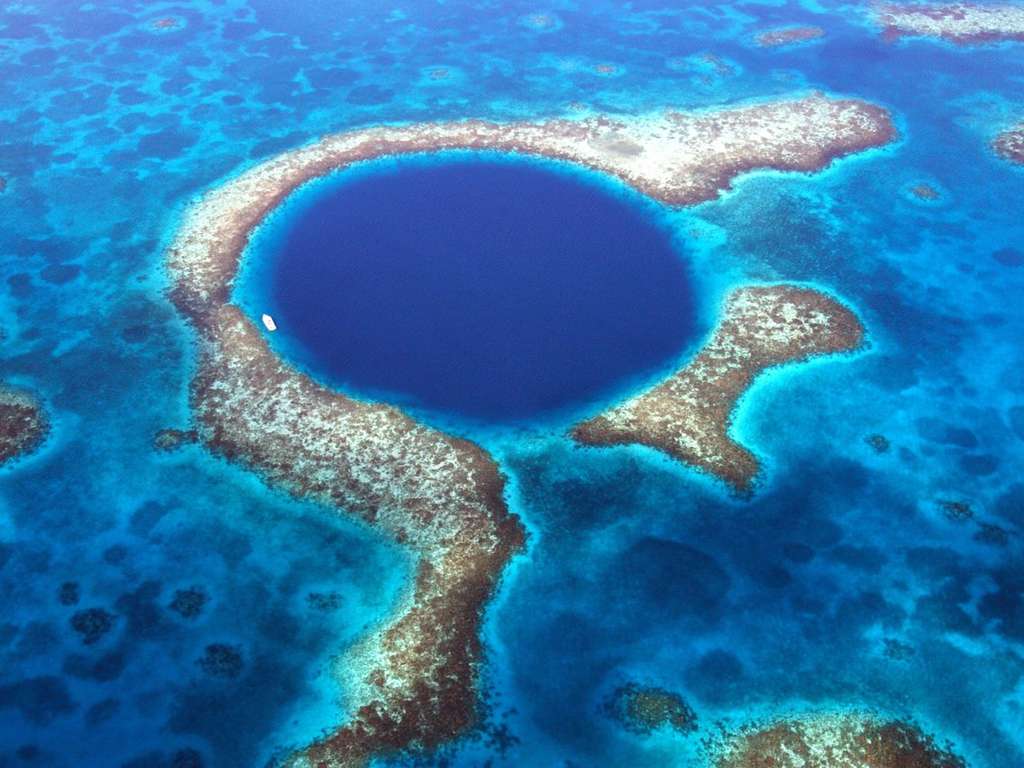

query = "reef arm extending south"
[165,92,892,766]
[192,310,523,766]
[572,286,866,494]
[168,128,530,768]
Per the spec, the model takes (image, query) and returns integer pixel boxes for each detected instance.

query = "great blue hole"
[244,154,701,424]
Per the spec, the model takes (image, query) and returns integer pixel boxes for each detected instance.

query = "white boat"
[261,313,277,332]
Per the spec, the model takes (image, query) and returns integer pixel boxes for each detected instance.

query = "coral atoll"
[166,95,892,764]
[573,285,865,493]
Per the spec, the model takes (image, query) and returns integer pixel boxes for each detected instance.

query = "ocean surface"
[1,1,1022,767]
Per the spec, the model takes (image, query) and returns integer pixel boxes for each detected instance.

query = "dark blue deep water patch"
[256,155,700,423]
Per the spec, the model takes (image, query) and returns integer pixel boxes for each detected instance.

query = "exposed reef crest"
[165,94,892,765]
[712,712,966,768]
[573,285,865,494]
[168,93,894,323]
[873,3,1024,44]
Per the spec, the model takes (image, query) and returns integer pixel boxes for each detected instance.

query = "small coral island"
[994,123,1024,165]
[0,383,48,466]
[166,94,893,765]
[873,3,1024,44]
[573,285,865,493]
[712,712,966,768]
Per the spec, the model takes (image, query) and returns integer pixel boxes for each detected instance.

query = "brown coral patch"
[151,17,181,31]
[0,384,48,465]
[993,124,1024,165]
[699,53,735,76]
[572,285,865,494]
[605,682,698,736]
[154,427,198,452]
[756,26,825,47]
[715,713,965,768]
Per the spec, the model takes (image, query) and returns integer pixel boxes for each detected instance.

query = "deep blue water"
[0,1,1022,767]
[258,156,699,423]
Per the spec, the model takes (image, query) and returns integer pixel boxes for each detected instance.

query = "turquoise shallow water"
[1,1,1023,767]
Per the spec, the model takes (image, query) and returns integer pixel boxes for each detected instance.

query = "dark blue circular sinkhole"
[255,154,700,424]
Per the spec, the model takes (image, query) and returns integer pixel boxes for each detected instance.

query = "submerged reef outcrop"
[166,95,891,765]
[873,3,1024,44]
[909,183,942,201]
[168,587,208,620]
[0,384,48,466]
[994,123,1024,165]
[573,285,865,494]
[151,17,181,31]
[866,433,891,453]
[712,712,965,768]
[69,608,116,646]
[154,427,198,452]
[604,682,698,736]
[756,26,825,47]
